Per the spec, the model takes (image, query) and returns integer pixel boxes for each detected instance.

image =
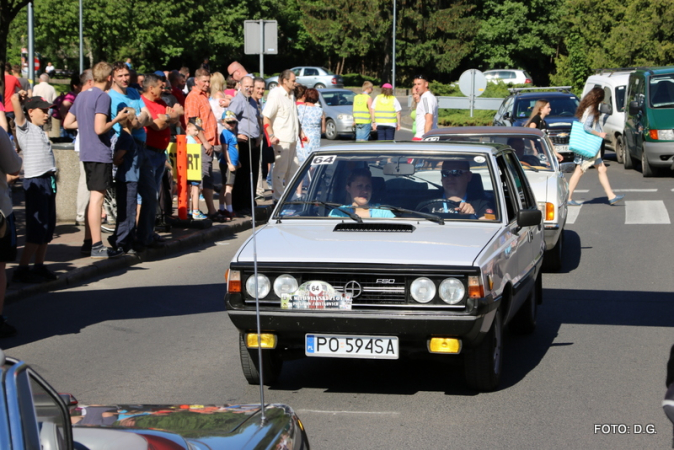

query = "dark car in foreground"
[0,349,309,449]
[225,142,544,392]
[493,87,581,163]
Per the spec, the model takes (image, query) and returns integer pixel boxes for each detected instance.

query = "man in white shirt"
[262,69,306,201]
[32,74,56,103]
[413,74,438,139]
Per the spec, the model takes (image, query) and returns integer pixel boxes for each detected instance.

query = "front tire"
[325,119,338,140]
[641,148,655,177]
[465,309,503,391]
[239,333,283,385]
[542,230,563,272]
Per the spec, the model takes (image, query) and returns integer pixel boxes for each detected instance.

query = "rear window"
[649,75,674,108]
[321,67,336,75]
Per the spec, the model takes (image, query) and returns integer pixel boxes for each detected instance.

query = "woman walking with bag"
[567,87,623,206]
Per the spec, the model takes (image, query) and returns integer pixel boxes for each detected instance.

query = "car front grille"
[549,134,570,145]
[321,274,407,305]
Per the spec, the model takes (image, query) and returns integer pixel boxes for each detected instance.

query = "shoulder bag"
[569,120,602,159]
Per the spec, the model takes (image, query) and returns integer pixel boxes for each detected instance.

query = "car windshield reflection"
[277,153,501,222]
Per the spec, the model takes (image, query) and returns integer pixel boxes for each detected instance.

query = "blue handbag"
[569,121,602,158]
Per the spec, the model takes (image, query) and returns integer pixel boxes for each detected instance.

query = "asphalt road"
[3,147,674,449]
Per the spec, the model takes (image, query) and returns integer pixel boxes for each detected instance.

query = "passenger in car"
[507,138,541,166]
[418,159,495,219]
[329,168,395,218]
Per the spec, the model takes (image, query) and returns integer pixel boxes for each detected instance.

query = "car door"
[625,75,645,159]
[303,67,320,87]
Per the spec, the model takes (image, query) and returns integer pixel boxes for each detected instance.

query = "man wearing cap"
[10,91,59,282]
[185,67,220,221]
[372,83,401,141]
[413,74,438,139]
[228,75,261,213]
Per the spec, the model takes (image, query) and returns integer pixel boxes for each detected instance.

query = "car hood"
[236,221,501,266]
[72,403,303,449]
[324,105,353,116]
[522,170,553,202]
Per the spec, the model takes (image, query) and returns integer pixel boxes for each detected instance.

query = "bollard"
[176,135,188,220]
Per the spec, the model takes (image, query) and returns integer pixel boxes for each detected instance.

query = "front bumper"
[544,225,562,251]
[643,141,674,168]
[226,298,498,354]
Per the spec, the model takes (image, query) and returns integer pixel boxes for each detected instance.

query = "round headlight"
[410,277,436,303]
[246,274,270,298]
[274,274,299,297]
[439,278,466,304]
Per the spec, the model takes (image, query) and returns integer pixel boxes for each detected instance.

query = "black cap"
[24,96,52,110]
[188,117,204,131]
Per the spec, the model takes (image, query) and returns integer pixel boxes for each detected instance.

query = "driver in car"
[419,159,495,220]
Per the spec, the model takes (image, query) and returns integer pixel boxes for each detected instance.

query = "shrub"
[342,73,381,87]
[438,109,496,127]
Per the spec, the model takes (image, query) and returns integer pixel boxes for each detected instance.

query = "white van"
[581,68,634,163]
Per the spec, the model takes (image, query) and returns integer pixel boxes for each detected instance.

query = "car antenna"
[247,138,266,423]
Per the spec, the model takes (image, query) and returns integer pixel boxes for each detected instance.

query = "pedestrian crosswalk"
[567,199,673,224]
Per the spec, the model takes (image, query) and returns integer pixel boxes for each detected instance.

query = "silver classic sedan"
[225,142,544,392]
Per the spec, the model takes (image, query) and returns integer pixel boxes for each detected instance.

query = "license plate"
[305,334,399,359]
[555,145,570,152]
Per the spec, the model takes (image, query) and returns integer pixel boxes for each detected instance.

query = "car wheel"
[615,135,625,164]
[464,308,503,391]
[314,83,326,89]
[623,142,635,170]
[239,333,283,385]
[542,229,563,272]
[325,119,338,140]
[641,148,655,177]
[267,82,278,90]
[510,273,541,335]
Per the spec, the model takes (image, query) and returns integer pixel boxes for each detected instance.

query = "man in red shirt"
[184,68,220,220]
[140,73,183,228]
[4,63,23,147]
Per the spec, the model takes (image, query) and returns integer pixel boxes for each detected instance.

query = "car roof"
[586,73,631,84]
[317,88,352,93]
[313,141,509,156]
[424,126,545,137]
[512,91,577,99]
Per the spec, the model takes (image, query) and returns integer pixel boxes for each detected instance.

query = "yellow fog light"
[246,333,277,349]
[428,338,462,354]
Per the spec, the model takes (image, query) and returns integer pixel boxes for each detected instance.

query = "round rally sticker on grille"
[281,281,352,310]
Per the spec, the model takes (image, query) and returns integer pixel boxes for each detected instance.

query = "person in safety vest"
[372,83,401,141]
[352,81,373,142]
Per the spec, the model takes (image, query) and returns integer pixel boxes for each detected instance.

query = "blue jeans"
[137,147,166,245]
[376,126,395,141]
[355,123,371,142]
[112,181,138,250]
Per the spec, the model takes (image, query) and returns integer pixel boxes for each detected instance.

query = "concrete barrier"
[51,141,79,224]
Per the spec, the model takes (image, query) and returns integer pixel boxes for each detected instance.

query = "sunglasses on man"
[441,169,469,178]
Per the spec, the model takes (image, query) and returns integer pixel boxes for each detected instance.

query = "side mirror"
[503,112,511,120]
[517,209,542,228]
[599,102,612,115]
[629,100,641,116]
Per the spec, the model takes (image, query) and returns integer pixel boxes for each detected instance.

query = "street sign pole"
[79,0,84,73]
[259,19,264,78]
[458,69,487,118]
[28,1,34,84]
[392,0,396,90]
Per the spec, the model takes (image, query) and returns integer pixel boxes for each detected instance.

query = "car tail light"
[525,78,532,84]
[331,77,337,85]
[228,270,241,293]
[468,276,484,298]
[649,129,674,140]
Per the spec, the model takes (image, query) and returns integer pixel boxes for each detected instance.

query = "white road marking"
[574,189,589,193]
[566,205,583,224]
[613,189,658,192]
[298,409,400,415]
[215,241,231,245]
[625,200,671,224]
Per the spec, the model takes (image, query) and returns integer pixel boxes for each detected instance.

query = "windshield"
[649,75,674,108]
[424,135,554,172]
[514,96,579,118]
[321,91,355,106]
[277,152,501,222]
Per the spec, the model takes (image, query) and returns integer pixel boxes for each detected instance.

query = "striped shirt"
[16,121,56,178]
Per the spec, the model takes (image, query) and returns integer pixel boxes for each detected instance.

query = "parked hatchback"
[623,67,674,176]
[317,88,360,140]
[266,66,344,90]
[484,69,533,85]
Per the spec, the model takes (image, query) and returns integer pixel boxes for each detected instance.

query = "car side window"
[305,68,318,76]
[292,68,301,76]
[496,155,518,223]
[603,86,612,109]
[28,371,69,450]
[504,152,536,210]
[505,97,514,116]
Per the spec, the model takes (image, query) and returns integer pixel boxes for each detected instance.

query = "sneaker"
[199,194,205,201]
[80,239,93,255]
[12,266,44,284]
[152,232,166,243]
[567,199,583,206]
[219,210,235,219]
[0,317,17,338]
[31,265,59,281]
[91,245,123,259]
[608,194,625,205]
[101,224,115,233]
[209,212,229,223]
[192,210,208,220]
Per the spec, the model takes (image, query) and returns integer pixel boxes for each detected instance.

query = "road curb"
[5,212,267,305]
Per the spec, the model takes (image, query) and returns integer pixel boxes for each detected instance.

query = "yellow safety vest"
[353,94,371,124]
[374,95,396,124]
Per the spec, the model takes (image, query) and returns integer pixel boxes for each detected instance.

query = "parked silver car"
[424,127,569,271]
[225,142,544,391]
[317,88,359,140]
[266,66,344,90]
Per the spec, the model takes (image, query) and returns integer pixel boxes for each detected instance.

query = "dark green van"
[624,67,674,176]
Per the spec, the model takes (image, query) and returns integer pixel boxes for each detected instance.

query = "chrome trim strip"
[544,224,560,230]
[229,310,479,320]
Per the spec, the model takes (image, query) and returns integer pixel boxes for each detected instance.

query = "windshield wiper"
[375,205,445,225]
[282,201,363,223]
[402,174,443,189]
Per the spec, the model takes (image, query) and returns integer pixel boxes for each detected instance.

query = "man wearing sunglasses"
[431,159,493,219]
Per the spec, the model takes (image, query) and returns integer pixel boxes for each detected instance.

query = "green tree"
[0,0,30,97]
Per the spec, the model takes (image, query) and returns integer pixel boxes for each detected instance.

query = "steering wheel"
[416,198,461,213]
